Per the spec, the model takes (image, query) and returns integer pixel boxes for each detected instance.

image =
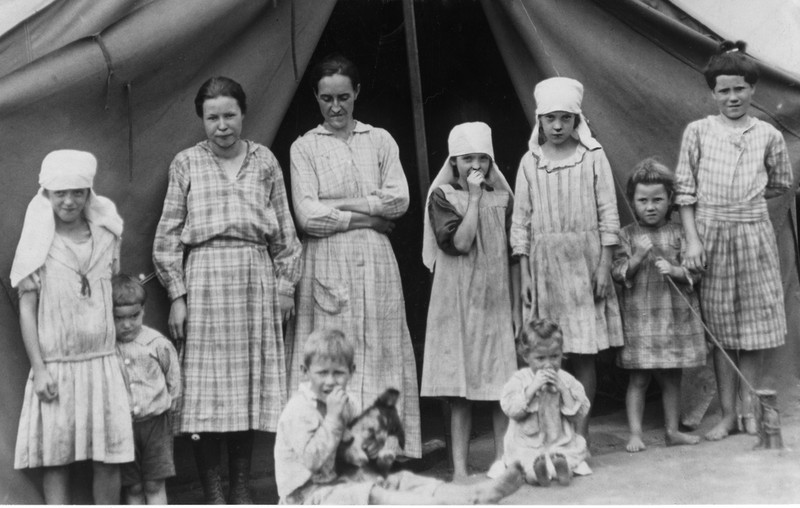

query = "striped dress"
[675,116,792,350]
[611,222,706,369]
[286,121,421,458]
[153,140,302,433]
[510,143,624,354]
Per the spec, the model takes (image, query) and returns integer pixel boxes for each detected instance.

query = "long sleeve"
[153,156,190,300]
[611,228,633,287]
[674,123,700,207]
[559,371,590,417]
[500,372,531,420]
[510,157,533,257]
[265,160,303,297]
[592,150,620,247]
[290,139,352,237]
[156,337,182,404]
[368,130,409,219]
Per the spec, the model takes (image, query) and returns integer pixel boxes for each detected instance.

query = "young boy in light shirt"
[274,327,524,504]
[113,274,181,504]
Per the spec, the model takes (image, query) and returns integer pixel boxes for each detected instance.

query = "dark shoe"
[193,434,226,504]
[533,455,550,487]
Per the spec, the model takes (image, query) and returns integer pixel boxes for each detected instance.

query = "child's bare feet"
[665,430,700,447]
[626,435,646,453]
[533,454,550,487]
[705,415,737,441]
[551,453,571,486]
[473,461,524,503]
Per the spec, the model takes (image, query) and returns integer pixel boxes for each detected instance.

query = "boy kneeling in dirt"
[274,328,524,504]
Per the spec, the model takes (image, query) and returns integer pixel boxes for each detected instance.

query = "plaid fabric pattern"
[286,122,421,458]
[510,144,623,354]
[611,223,706,368]
[675,117,790,349]
[153,141,301,432]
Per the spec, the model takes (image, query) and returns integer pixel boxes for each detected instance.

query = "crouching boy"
[275,328,524,504]
[113,274,181,504]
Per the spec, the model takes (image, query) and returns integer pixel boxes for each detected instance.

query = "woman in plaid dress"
[153,77,302,503]
[676,41,793,441]
[285,54,422,458]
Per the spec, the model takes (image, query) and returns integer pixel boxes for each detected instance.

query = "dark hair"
[303,328,355,368]
[517,318,563,357]
[194,76,247,117]
[625,157,675,203]
[536,114,581,146]
[703,40,759,89]
[448,155,494,179]
[310,53,361,94]
[112,273,147,307]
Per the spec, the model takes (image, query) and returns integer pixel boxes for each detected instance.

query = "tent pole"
[402,0,430,205]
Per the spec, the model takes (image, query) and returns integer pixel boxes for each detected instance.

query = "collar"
[198,139,258,156]
[311,120,371,136]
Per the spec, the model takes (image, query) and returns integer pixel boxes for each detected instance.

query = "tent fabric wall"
[481,0,800,390]
[0,0,334,502]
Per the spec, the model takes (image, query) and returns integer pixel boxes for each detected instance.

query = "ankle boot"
[193,433,226,504]
[227,431,254,504]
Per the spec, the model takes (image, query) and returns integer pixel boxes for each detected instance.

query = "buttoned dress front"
[153,140,302,433]
[287,121,421,458]
[675,116,792,349]
[510,143,623,354]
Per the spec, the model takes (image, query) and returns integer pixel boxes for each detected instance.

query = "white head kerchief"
[10,150,124,287]
[422,122,512,271]
[528,77,600,153]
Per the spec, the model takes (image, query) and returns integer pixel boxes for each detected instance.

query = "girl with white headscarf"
[11,150,133,504]
[421,122,519,481]
[510,78,624,441]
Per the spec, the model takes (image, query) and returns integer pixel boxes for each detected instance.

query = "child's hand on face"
[326,387,349,419]
[528,369,552,397]
[466,169,485,197]
[632,235,653,262]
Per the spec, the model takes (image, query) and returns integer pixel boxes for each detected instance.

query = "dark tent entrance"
[2,0,799,502]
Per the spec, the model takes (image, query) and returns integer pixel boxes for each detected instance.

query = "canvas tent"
[1,0,798,502]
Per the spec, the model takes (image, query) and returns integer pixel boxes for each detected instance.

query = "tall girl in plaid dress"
[11,150,133,504]
[611,159,705,452]
[286,53,422,458]
[511,77,623,440]
[421,122,519,481]
[676,41,793,441]
[153,77,302,503]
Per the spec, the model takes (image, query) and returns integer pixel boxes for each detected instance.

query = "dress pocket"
[312,277,350,315]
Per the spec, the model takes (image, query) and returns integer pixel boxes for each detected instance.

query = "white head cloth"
[422,122,512,272]
[528,77,600,153]
[10,150,124,287]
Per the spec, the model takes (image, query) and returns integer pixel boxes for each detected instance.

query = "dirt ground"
[167,381,800,505]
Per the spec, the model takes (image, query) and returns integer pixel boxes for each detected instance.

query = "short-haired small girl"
[500,319,591,487]
[511,77,623,440]
[421,121,518,481]
[611,158,706,452]
[676,41,793,440]
[11,150,134,504]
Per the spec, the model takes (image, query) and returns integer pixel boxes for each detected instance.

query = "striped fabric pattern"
[287,121,422,458]
[153,140,302,432]
[675,116,791,349]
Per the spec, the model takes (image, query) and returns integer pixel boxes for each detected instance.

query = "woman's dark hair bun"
[718,40,747,55]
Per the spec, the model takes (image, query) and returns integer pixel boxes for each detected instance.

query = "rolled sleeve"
[593,150,620,247]
[674,124,700,207]
[510,158,533,257]
[765,131,793,192]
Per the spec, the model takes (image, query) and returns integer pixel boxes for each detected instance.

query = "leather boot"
[193,433,226,504]
[227,431,255,504]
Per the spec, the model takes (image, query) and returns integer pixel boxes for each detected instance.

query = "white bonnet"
[448,121,495,160]
[39,149,97,191]
[534,77,583,116]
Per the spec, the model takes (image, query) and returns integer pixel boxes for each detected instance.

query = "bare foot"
[705,416,736,441]
[740,414,758,435]
[451,472,470,485]
[551,453,571,486]
[666,430,701,447]
[473,461,524,503]
[533,454,550,487]
[626,435,646,453]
